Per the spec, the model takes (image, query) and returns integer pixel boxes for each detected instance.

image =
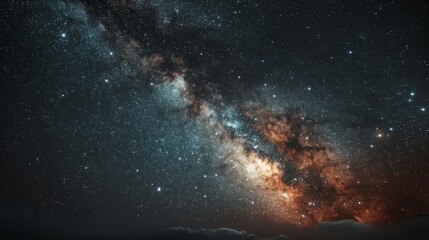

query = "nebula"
[133,50,387,225]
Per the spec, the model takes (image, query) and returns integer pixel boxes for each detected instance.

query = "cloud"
[150,218,429,240]
[316,219,384,240]
[158,227,259,240]
[315,218,429,240]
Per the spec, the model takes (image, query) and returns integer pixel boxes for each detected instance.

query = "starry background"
[1,0,429,237]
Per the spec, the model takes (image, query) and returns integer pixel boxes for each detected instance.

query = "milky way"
[1,0,429,230]
[138,51,383,225]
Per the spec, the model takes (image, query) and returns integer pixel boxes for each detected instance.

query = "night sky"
[1,0,429,238]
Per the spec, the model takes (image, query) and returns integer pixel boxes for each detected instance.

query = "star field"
[1,0,429,233]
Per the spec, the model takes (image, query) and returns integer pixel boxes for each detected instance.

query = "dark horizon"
[2,206,429,239]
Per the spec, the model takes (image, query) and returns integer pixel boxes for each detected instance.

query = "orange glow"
[142,54,394,226]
